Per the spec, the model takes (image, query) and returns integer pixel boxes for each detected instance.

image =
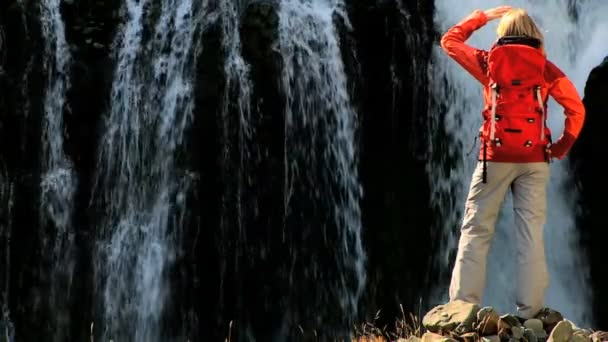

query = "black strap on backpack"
[496,36,542,48]
[482,139,487,184]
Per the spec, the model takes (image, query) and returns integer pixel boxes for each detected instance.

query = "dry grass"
[353,305,421,342]
[90,310,420,342]
[216,306,422,342]
[88,308,420,342]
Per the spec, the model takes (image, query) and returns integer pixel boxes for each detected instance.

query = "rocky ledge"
[402,301,608,342]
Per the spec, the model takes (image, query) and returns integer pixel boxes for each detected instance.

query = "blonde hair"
[497,8,545,51]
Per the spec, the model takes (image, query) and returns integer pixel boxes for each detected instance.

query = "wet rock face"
[61,0,122,58]
[240,0,279,64]
[240,0,282,108]
[0,4,44,342]
[0,25,4,62]
[0,1,122,340]
[346,0,437,329]
[0,2,37,168]
[61,0,122,187]
[570,56,608,329]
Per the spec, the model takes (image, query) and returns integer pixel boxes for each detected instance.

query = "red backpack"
[481,36,551,163]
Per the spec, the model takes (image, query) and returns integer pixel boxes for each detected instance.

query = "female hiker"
[440,6,586,318]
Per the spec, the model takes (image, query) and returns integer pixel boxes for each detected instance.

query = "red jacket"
[440,10,585,162]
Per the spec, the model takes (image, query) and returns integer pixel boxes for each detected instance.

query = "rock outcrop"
[421,304,607,342]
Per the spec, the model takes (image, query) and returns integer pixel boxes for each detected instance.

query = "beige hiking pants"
[449,161,550,319]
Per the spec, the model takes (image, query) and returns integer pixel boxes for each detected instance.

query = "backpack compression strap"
[535,86,545,141]
[484,84,544,184]
[489,84,546,142]
[484,84,498,184]
[489,84,498,143]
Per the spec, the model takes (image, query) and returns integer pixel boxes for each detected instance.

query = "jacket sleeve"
[545,62,586,159]
[440,10,490,84]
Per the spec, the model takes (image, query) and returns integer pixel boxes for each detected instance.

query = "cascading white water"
[278,0,366,327]
[430,0,608,327]
[219,0,253,263]
[93,0,204,340]
[40,0,75,233]
[222,0,252,135]
[216,1,255,318]
[39,0,77,338]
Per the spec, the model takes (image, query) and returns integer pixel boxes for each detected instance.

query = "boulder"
[525,319,548,339]
[535,307,564,334]
[422,300,479,334]
[421,332,458,342]
[481,335,500,342]
[547,320,574,342]
[589,330,608,342]
[240,0,279,63]
[476,307,500,335]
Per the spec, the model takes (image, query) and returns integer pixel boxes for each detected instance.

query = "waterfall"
[1,11,9,335]
[39,0,77,338]
[221,1,252,138]
[430,0,607,327]
[92,0,204,340]
[216,0,254,325]
[1,170,14,342]
[278,0,366,331]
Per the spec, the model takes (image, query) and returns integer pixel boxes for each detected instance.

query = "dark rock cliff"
[0,0,603,340]
[570,56,608,329]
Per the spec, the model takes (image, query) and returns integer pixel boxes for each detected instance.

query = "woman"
[440,6,585,318]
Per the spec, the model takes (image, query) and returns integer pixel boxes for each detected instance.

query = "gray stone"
[477,307,500,336]
[524,319,544,332]
[497,313,522,339]
[460,332,478,342]
[524,328,538,342]
[590,331,608,342]
[547,320,573,342]
[499,314,522,328]
[571,330,592,342]
[481,335,500,342]
[535,308,563,334]
[525,319,547,339]
[420,332,458,342]
[422,300,479,334]
[511,326,524,339]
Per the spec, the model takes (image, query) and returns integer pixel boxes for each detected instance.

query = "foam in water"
[93,0,204,340]
[39,0,78,339]
[278,0,366,330]
[430,0,607,327]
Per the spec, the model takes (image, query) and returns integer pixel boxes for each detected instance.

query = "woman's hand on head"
[483,6,512,21]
